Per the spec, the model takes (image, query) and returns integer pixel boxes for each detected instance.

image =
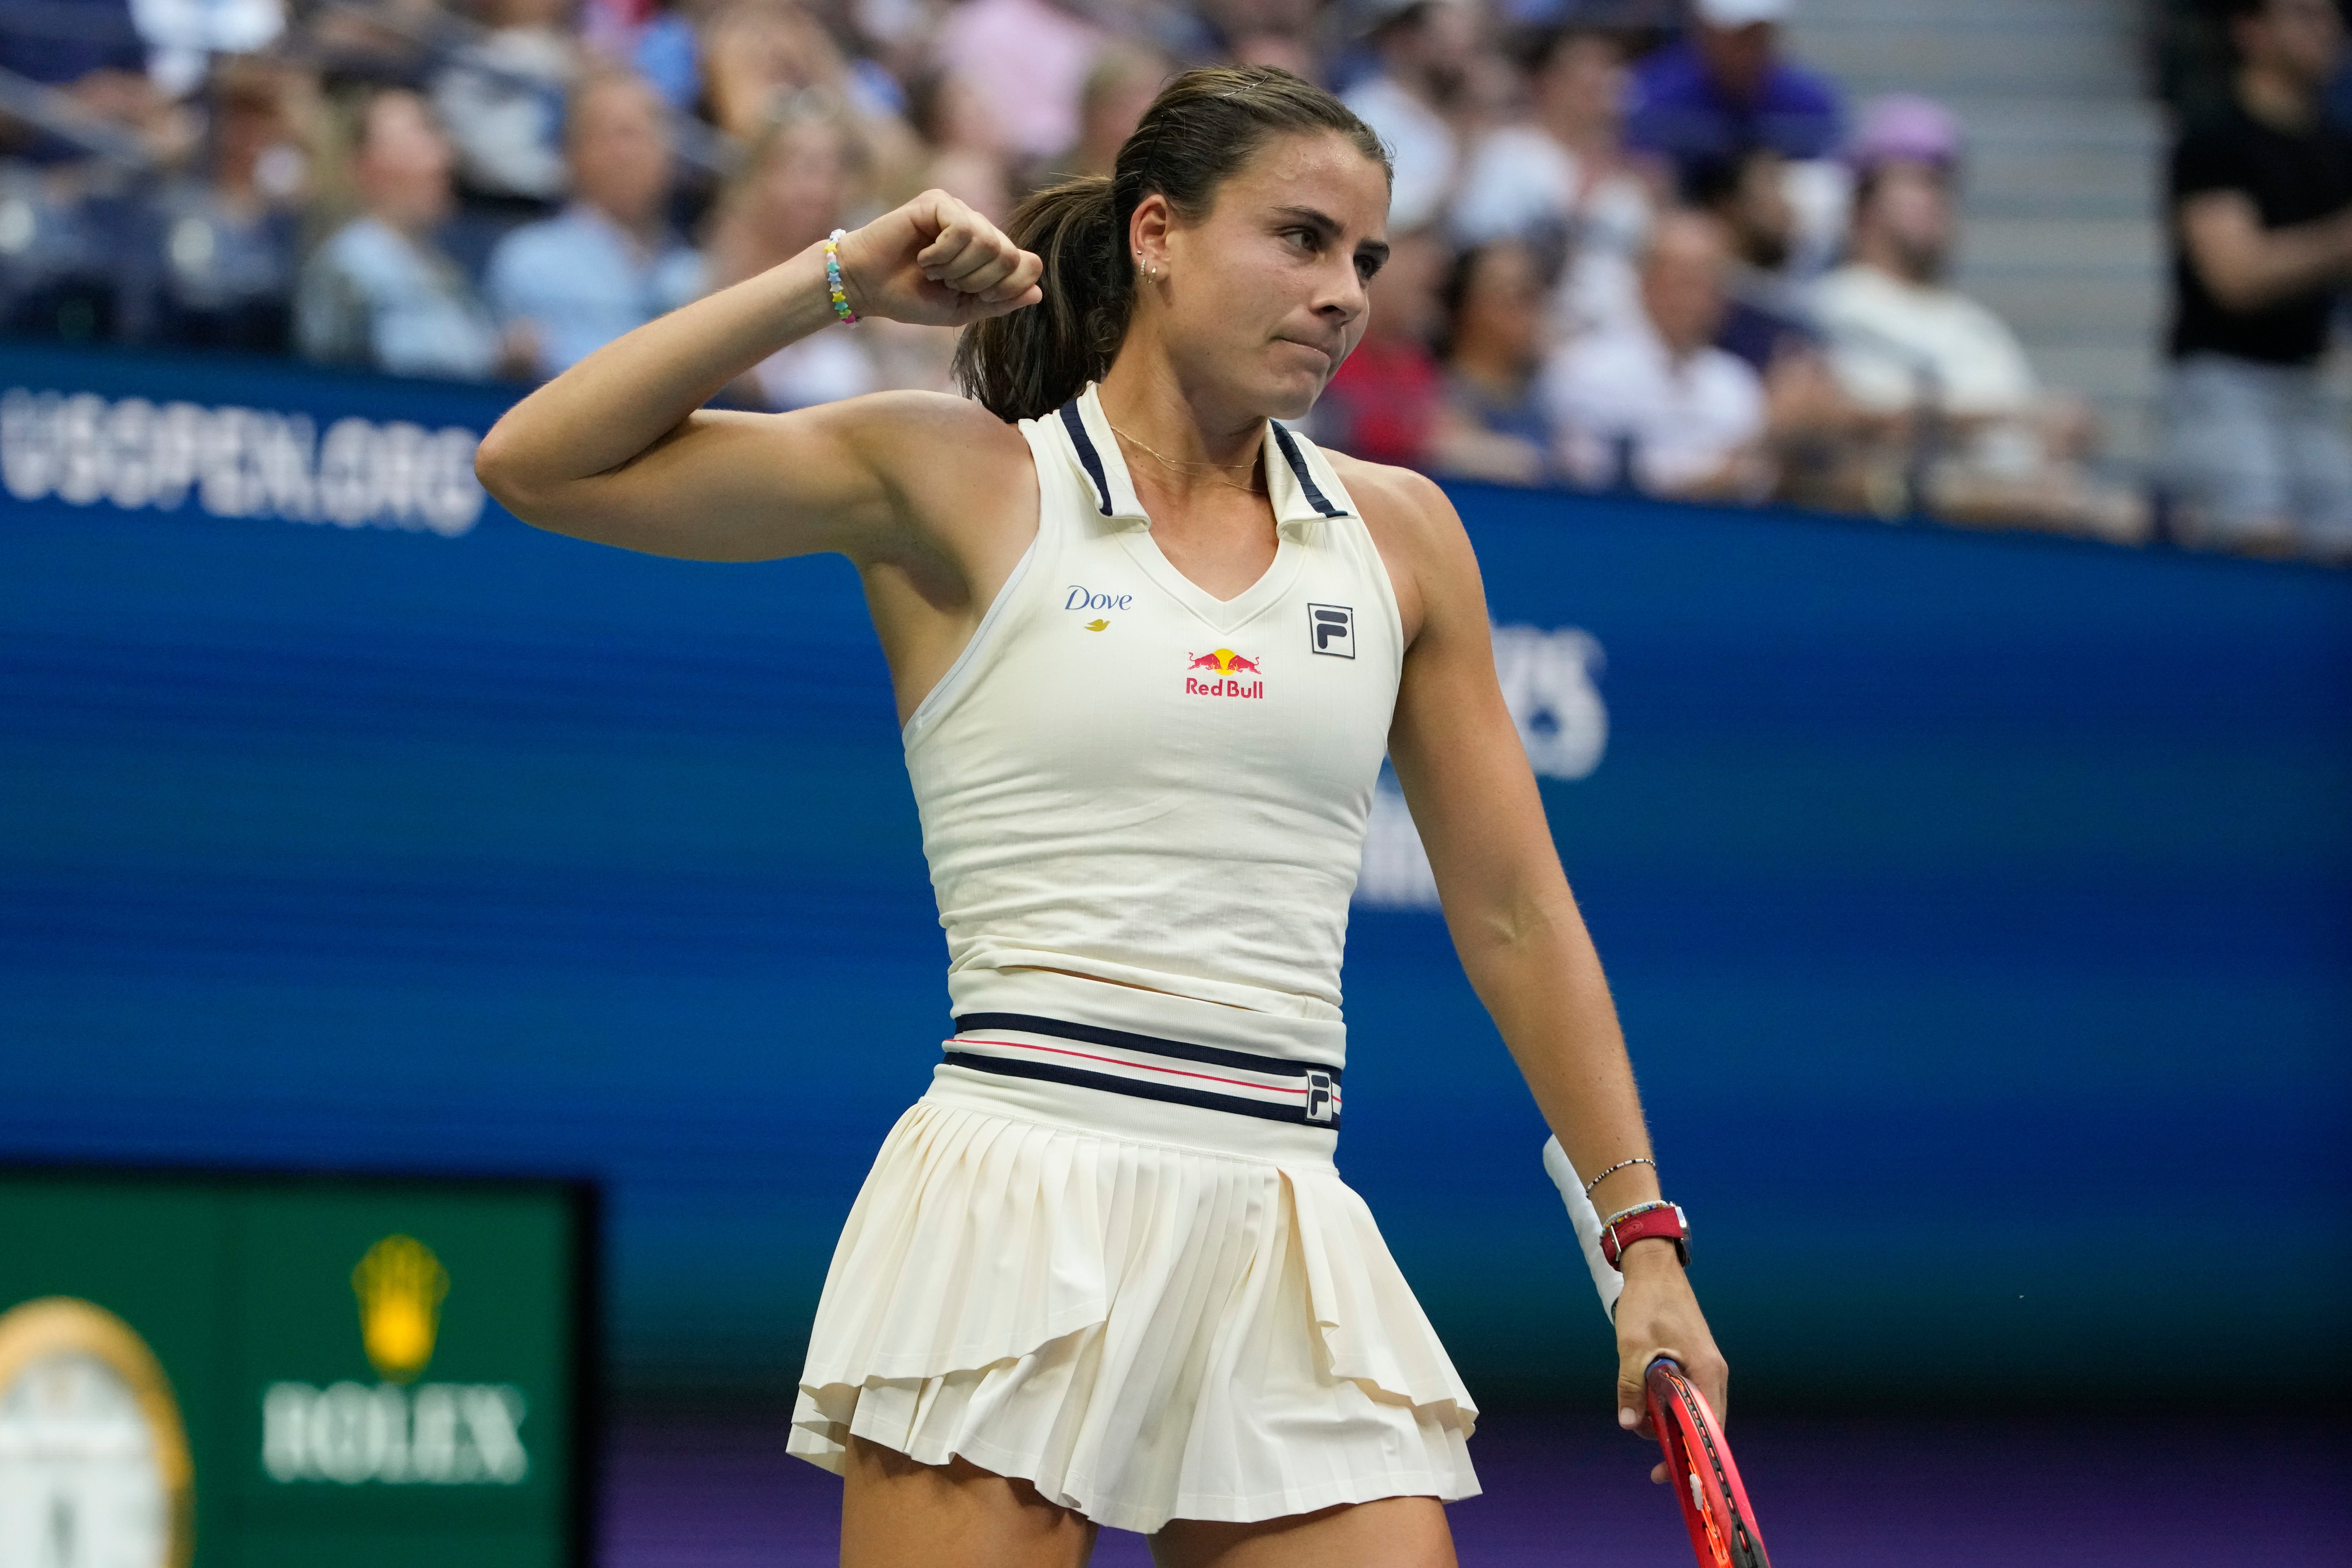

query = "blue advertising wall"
[5,343,2348,1411]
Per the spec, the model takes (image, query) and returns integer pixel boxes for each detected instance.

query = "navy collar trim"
[1058,390,1351,526]
[1270,422,1345,519]
[1058,401,1115,518]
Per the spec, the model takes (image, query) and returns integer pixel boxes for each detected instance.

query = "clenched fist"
[832,190,1045,329]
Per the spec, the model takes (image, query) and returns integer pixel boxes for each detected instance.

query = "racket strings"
[1684,1460,1733,1567]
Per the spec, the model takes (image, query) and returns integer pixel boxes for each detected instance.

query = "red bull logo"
[1184,648,1265,699]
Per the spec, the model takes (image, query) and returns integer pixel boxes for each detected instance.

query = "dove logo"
[1065,585,1133,612]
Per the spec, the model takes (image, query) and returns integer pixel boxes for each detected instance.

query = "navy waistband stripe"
[942,1051,1335,1127]
[952,1012,1340,1082]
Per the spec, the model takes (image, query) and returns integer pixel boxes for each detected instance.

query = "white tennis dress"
[787,383,1479,1531]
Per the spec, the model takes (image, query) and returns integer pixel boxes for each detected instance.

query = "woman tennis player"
[479,65,1726,1568]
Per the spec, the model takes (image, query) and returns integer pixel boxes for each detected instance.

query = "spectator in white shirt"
[1452,25,1655,336]
[1341,0,1477,230]
[1545,209,1770,501]
[1812,142,2038,423]
[1812,96,2146,539]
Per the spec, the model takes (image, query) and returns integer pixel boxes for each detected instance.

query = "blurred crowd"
[1,0,2347,556]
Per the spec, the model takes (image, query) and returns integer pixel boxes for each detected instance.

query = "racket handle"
[1644,1356,1683,1422]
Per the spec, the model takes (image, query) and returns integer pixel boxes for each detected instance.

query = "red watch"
[1599,1202,1690,1269]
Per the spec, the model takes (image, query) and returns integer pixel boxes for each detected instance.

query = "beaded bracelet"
[1581,1156,1655,1197]
[823,228,859,326]
[1600,1199,1679,1229]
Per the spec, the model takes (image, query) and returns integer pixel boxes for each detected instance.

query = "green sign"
[0,1170,592,1568]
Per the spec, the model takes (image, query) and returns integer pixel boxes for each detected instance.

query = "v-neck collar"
[1056,383,1349,632]
[1056,383,1355,539]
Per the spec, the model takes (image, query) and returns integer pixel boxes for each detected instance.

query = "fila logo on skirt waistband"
[944,1013,1342,1128]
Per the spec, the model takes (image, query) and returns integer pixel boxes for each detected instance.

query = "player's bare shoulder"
[1321,448,1476,647]
[833,389,1031,478]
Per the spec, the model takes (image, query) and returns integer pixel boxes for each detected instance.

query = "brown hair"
[952,65,1391,422]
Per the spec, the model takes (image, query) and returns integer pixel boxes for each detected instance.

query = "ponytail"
[953,66,1390,423]
[954,175,1133,424]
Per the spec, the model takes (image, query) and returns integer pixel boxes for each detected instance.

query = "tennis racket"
[1644,1356,1772,1568]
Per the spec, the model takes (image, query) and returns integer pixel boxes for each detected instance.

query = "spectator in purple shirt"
[1626,0,1844,178]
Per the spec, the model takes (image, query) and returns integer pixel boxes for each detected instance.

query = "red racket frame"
[1644,1357,1772,1568]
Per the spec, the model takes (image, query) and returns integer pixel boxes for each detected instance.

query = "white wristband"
[1542,1136,1626,1324]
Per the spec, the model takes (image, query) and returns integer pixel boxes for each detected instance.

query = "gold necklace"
[1108,420,1266,496]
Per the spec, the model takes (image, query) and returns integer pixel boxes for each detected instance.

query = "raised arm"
[1360,463,1728,1464]
[473,190,1043,564]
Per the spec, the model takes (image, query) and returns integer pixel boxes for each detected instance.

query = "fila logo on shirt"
[1309,604,1354,658]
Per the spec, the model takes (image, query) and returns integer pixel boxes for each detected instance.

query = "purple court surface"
[602,1407,2351,1566]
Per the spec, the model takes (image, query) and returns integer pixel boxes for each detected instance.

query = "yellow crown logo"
[351,1234,449,1384]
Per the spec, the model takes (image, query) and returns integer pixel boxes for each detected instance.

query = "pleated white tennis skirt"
[787,1064,1481,1533]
